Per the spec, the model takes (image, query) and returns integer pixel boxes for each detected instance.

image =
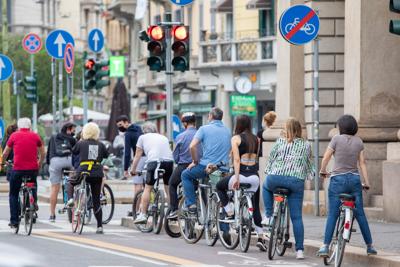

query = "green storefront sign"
[109,56,125,77]
[230,95,257,117]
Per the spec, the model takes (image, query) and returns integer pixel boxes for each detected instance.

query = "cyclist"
[46,122,76,222]
[130,122,174,224]
[262,117,314,260]
[181,107,231,213]
[318,115,377,256]
[1,123,18,181]
[168,112,199,219]
[1,118,46,229]
[216,115,266,251]
[66,122,109,234]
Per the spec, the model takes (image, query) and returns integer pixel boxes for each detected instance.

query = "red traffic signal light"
[173,26,189,41]
[172,26,190,72]
[148,26,164,41]
[85,59,95,70]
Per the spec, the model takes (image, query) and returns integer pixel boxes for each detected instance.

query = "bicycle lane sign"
[279,5,320,45]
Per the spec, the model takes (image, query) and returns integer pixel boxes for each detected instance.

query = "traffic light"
[84,58,96,90]
[172,26,190,72]
[94,60,110,90]
[20,71,38,102]
[390,0,400,35]
[147,25,166,71]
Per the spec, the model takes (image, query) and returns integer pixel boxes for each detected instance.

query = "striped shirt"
[265,137,314,180]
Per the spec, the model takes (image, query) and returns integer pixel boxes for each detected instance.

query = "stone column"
[345,0,400,200]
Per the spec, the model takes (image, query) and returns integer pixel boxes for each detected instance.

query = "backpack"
[54,135,72,157]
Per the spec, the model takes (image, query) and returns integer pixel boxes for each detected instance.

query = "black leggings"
[169,163,189,211]
[67,176,103,228]
[216,176,262,228]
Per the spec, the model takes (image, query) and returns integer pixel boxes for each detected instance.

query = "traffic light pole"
[164,13,174,141]
[313,38,320,217]
[30,54,37,133]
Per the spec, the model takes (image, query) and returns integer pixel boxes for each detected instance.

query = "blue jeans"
[324,173,373,246]
[263,175,305,251]
[9,170,38,224]
[181,164,207,207]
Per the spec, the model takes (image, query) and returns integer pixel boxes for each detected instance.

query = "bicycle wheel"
[164,207,181,238]
[177,196,204,244]
[71,189,80,233]
[205,194,219,246]
[239,198,252,252]
[334,216,346,267]
[152,190,165,234]
[15,192,24,234]
[23,190,34,236]
[276,206,289,256]
[324,217,341,266]
[268,210,281,260]
[78,190,86,235]
[132,190,153,233]
[101,183,115,224]
[84,187,92,225]
[216,204,239,250]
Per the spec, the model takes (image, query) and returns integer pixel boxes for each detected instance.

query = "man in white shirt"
[130,122,173,224]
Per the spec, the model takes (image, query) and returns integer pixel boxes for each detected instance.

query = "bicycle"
[58,169,74,223]
[132,160,168,234]
[216,183,255,252]
[164,183,183,238]
[266,187,293,260]
[323,187,369,267]
[177,162,229,246]
[285,17,316,35]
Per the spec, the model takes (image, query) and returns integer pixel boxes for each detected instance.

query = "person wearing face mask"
[46,122,77,222]
[115,115,145,211]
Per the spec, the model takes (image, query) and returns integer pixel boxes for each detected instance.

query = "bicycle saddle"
[274,188,290,195]
[339,193,355,201]
[239,183,252,189]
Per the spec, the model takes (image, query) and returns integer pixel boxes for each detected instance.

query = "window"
[154,15,161,24]
[259,8,275,37]
[225,13,233,39]
[174,9,182,22]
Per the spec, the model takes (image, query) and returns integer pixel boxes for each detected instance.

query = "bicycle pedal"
[284,241,292,248]
[351,229,357,233]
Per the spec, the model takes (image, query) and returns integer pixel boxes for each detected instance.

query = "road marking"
[34,231,204,266]
[34,235,166,266]
[217,251,257,260]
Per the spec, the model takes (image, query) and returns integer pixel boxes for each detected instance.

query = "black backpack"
[53,135,72,157]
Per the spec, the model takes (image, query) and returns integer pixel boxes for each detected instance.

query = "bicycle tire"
[205,194,219,247]
[324,217,342,265]
[101,183,115,224]
[153,190,165,234]
[216,202,239,250]
[276,205,289,256]
[84,186,92,225]
[164,207,181,238]
[132,190,153,233]
[177,196,204,244]
[239,198,252,253]
[335,216,346,267]
[71,190,80,233]
[78,189,86,235]
[24,190,34,236]
[15,193,24,235]
[268,212,281,260]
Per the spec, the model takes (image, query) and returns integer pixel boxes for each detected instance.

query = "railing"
[198,34,276,66]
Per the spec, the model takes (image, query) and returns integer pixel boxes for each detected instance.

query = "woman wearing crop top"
[216,115,266,251]
[318,115,377,256]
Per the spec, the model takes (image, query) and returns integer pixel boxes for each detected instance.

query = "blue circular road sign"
[279,5,319,46]
[45,29,75,59]
[170,0,194,6]
[0,54,14,81]
[88,28,105,53]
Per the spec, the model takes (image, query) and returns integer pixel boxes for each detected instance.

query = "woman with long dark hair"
[216,115,266,251]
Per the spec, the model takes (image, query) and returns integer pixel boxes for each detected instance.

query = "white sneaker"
[261,216,272,227]
[296,250,305,260]
[223,202,234,217]
[133,213,148,224]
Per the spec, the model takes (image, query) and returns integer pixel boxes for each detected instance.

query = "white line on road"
[217,251,258,260]
[34,235,168,266]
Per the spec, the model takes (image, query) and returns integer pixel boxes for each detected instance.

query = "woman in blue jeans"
[263,117,314,260]
[318,115,377,256]
[318,115,377,257]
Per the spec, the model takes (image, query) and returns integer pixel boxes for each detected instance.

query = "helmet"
[181,112,196,124]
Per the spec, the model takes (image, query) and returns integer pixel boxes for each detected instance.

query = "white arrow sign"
[54,33,66,57]
[93,31,100,51]
[0,57,4,79]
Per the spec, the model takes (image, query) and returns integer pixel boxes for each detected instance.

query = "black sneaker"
[256,238,267,252]
[127,211,133,217]
[8,222,19,229]
[49,215,56,222]
[167,210,178,219]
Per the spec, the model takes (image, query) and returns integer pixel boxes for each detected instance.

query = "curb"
[121,217,400,267]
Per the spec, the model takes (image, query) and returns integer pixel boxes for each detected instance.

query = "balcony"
[107,0,137,19]
[197,31,277,69]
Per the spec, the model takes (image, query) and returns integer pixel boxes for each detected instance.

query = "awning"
[212,0,233,13]
[246,0,273,10]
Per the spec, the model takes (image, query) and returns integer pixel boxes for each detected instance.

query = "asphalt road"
[0,193,364,267]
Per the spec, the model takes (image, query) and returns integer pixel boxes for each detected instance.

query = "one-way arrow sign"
[45,29,75,59]
[88,29,104,53]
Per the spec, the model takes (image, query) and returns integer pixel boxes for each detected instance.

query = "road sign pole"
[58,61,63,129]
[313,38,320,217]
[69,73,73,122]
[13,71,20,120]
[51,58,57,134]
[30,54,38,133]
[165,13,173,141]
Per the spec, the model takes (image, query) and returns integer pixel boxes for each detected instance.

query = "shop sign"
[230,95,257,117]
